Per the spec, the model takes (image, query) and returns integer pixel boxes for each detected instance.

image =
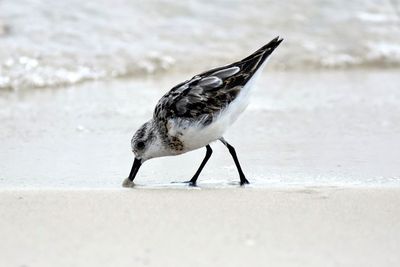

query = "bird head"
[126,120,168,183]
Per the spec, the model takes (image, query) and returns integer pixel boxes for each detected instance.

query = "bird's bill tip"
[122,177,135,188]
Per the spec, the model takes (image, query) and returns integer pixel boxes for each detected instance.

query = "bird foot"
[184,180,197,187]
[240,178,250,186]
[171,180,197,187]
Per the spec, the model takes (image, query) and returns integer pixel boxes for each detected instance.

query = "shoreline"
[2,68,400,265]
[4,185,400,192]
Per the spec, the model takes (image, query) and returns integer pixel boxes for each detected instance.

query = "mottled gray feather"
[153,37,283,137]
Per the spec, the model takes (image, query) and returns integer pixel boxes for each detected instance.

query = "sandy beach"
[1,69,400,266]
[1,70,399,188]
[1,187,400,267]
[2,1,400,266]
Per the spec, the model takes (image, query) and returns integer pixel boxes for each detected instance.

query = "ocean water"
[1,0,400,90]
[1,1,400,188]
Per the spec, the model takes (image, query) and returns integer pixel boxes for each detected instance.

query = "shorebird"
[123,37,283,187]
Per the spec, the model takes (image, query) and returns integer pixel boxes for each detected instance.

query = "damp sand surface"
[1,70,400,266]
[0,70,399,188]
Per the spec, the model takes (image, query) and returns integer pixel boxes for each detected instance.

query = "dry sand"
[1,187,400,267]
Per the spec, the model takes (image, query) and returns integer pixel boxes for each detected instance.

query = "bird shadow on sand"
[122,179,254,190]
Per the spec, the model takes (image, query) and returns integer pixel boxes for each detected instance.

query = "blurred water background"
[1,0,400,188]
[0,0,400,91]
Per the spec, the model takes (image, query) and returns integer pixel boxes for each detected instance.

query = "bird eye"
[136,141,145,150]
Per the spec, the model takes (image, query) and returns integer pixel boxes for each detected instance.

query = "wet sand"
[0,70,399,188]
[1,187,400,267]
[1,70,400,266]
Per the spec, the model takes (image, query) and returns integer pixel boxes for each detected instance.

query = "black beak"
[128,158,142,181]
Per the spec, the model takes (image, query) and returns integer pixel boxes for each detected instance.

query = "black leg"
[220,137,250,185]
[186,145,213,186]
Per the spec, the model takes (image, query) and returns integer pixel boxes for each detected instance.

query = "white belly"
[173,76,262,152]
[168,61,267,153]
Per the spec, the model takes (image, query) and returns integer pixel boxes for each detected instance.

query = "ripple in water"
[0,0,399,90]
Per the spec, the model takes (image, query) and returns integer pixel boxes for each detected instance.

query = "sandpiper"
[123,37,283,187]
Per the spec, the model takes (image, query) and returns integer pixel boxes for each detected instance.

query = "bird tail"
[240,36,283,65]
[235,36,283,80]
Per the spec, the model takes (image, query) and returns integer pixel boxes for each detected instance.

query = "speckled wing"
[154,37,283,128]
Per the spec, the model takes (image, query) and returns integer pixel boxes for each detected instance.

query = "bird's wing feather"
[154,37,283,129]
